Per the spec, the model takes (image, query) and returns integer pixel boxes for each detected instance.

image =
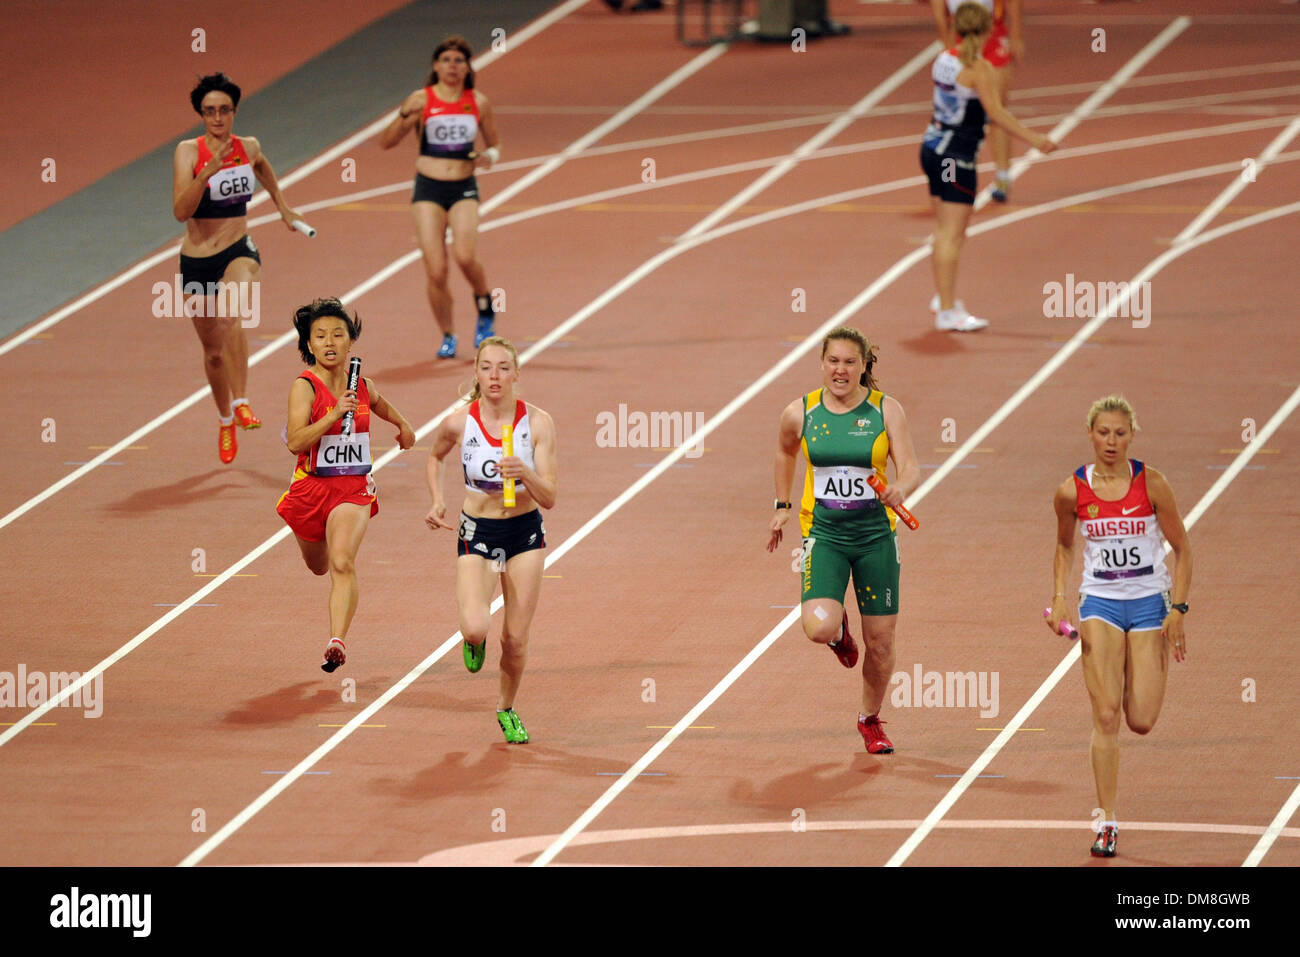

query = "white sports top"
[1075,460,1173,600]
[462,399,535,496]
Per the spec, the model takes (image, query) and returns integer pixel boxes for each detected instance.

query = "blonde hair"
[1086,395,1139,432]
[821,326,879,392]
[953,2,993,66]
[464,336,519,404]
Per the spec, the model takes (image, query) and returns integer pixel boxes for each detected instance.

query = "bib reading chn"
[316,431,371,476]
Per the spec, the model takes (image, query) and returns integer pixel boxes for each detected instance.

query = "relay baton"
[865,474,919,530]
[292,219,317,238]
[1043,607,1079,640]
[501,423,516,507]
[340,357,361,436]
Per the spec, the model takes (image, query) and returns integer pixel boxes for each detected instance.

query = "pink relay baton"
[1043,607,1079,640]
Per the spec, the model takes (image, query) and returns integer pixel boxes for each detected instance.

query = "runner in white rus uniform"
[1049,396,1193,860]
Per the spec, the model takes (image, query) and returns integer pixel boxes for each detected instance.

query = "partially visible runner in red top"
[931,0,1024,202]
[276,298,416,673]
[379,36,502,360]
[173,72,309,464]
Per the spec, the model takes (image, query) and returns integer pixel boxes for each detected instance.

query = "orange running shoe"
[857,713,894,754]
[321,638,346,673]
[219,421,237,464]
[232,402,262,430]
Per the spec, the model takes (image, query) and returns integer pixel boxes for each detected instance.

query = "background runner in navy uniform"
[1049,396,1192,858]
[768,327,920,754]
[921,3,1054,331]
[172,72,308,463]
[425,337,557,744]
[380,36,502,359]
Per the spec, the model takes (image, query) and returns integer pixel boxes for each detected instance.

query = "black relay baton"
[340,356,361,436]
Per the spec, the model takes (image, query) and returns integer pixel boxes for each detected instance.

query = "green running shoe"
[463,638,486,673]
[496,708,530,744]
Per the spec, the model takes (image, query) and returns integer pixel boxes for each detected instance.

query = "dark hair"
[821,326,879,391]
[427,36,475,89]
[293,297,361,365]
[190,73,242,114]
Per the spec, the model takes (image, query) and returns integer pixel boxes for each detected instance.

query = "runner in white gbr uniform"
[425,337,557,744]
[1049,396,1192,859]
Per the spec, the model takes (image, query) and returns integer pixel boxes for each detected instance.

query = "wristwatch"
[774,500,792,510]
[1171,602,1189,614]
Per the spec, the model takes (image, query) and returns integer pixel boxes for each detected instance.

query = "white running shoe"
[930,294,967,313]
[936,307,989,332]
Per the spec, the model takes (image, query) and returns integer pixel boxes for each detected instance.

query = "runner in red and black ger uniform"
[277,298,416,672]
[380,36,502,359]
[172,73,309,464]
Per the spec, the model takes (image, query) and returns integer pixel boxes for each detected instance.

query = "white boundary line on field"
[884,211,1300,870]
[0,41,732,533]
[535,194,1300,869]
[170,156,1275,868]
[0,0,589,361]
[8,53,1296,749]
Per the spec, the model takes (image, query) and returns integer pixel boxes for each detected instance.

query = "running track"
[2,0,1298,891]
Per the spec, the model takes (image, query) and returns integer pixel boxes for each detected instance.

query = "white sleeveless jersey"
[462,399,535,496]
[1074,460,1173,600]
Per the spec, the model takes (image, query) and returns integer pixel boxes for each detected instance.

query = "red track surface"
[2,1,1298,874]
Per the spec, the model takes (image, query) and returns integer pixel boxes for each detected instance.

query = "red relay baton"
[866,473,919,530]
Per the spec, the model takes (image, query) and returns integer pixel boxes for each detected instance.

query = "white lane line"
[886,202,1300,868]
[175,182,1300,867]
[681,42,939,240]
[281,113,1300,230]
[1245,732,1300,865]
[0,46,735,533]
[530,180,1300,868]
[0,0,588,361]
[4,122,1296,541]
[1173,114,1300,243]
[6,146,1294,764]
[978,16,1189,206]
[486,43,729,212]
[257,0,592,197]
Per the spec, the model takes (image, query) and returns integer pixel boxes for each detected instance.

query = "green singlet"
[796,388,901,616]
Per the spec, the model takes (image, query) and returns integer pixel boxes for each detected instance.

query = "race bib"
[813,465,877,504]
[424,114,478,153]
[316,431,371,476]
[1095,538,1159,573]
[208,163,255,204]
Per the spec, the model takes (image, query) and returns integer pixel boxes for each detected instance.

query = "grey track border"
[0,0,557,339]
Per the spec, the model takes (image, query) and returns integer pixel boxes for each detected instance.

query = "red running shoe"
[232,402,262,430]
[321,638,346,673]
[857,713,893,754]
[219,422,237,464]
[829,609,859,668]
[1091,825,1117,858]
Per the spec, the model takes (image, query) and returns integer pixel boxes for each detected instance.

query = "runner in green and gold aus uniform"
[768,328,920,754]
[797,386,900,616]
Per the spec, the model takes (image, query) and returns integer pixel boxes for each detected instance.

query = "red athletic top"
[295,370,373,477]
[1072,459,1171,598]
[193,135,255,219]
[419,87,479,160]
